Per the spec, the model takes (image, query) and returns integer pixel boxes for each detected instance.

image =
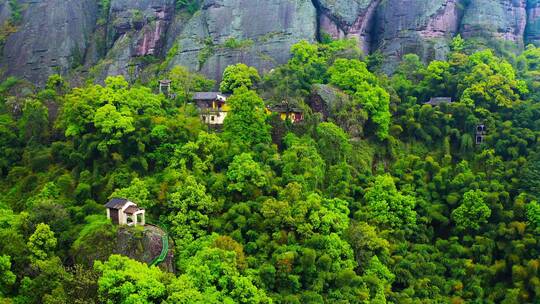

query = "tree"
[451,190,491,232]
[94,255,173,304]
[0,255,15,296]
[28,223,57,261]
[526,200,540,233]
[363,174,417,230]
[328,59,391,139]
[165,174,218,246]
[167,65,214,104]
[220,63,261,93]
[226,153,268,196]
[316,122,352,165]
[222,87,271,148]
[281,134,325,191]
[18,99,49,144]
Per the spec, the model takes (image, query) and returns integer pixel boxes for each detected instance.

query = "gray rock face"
[373,0,462,71]
[1,0,98,86]
[1,0,539,85]
[526,0,540,45]
[316,0,380,53]
[96,0,175,80]
[168,0,317,82]
[460,0,527,44]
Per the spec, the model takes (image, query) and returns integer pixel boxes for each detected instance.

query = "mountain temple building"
[105,198,146,226]
[193,92,230,125]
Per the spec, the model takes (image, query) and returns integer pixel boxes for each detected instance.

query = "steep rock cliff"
[167,0,317,82]
[1,0,540,85]
[1,0,98,85]
[527,0,540,45]
[92,0,175,80]
[315,0,380,53]
[373,0,463,71]
[460,0,527,45]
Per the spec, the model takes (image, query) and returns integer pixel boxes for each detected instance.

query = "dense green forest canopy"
[0,37,540,303]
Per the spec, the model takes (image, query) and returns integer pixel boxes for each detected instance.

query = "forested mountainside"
[1,1,540,304]
[0,33,540,302]
[4,0,540,85]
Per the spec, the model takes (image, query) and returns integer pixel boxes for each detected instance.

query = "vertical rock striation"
[373,0,463,71]
[526,0,540,45]
[1,0,540,85]
[168,0,317,82]
[460,0,527,45]
[95,0,176,80]
[1,0,98,85]
[315,0,381,53]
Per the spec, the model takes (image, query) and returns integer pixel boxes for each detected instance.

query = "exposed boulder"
[168,0,317,82]
[116,225,175,273]
[1,0,98,85]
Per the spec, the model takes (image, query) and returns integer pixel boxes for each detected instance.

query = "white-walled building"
[105,198,145,226]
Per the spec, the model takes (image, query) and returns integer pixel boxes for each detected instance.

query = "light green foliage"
[167,66,215,103]
[94,255,173,303]
[227,153,268,195]
[111,178,152,208]
[0,255,15,296]
[363,174,417,230]
[27,223,57,261]
[526,201,540,233]
[328,59,391,139]
[281,134,325,191]
[166,175,218,246]
[451,190,491,231]
[460,50,527,109]
[316,122,351,165]
[222,87,271,148]
[18,99,49,143]
[0,38,540,304]
[220,63,261,93]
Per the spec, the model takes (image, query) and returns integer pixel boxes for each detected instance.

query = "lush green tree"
[222,87,271,148]
[362,174,417,231]
[328,59,391,139]
[220,63,261,93]
[167,65,215,103]
[227,153,268,196]
[94,255,173,303]
[0,255,15,296]
[28,223,57,261]
[451,190,491,232]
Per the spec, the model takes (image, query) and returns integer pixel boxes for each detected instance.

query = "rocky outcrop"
[116,225,175,273]
[316,0,380,53]
[526,0,540,45]
[373,0,463,71]
[95,0,175,80]
[168,0,317,82]
[461,0,527,44]
[1,0,540,85]
[1,0,98,85]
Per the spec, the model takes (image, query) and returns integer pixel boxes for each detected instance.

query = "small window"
[476,136,484,144]
[210,116,215,121]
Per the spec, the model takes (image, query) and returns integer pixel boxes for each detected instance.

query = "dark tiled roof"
[268,105,303,113]
[426,97,452,106]
[192,92,229,101]
[105,198,130,209]
[124,206,140,215]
